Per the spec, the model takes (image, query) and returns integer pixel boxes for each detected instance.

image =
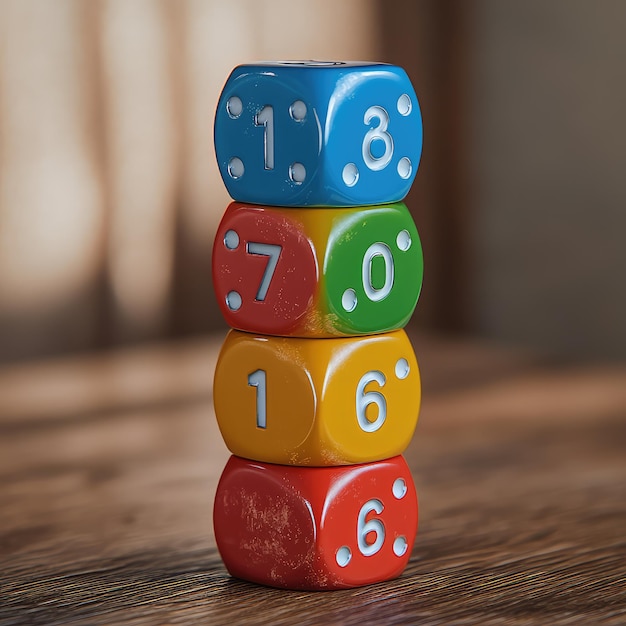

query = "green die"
[323,202,423,334]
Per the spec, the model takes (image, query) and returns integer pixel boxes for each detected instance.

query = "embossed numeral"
[356,370,387,432]
[362,242,394,302]
[254,105,275,170]
[247,369,267,429]
[362,106,393,171]
[357,499,385,556]
[247,242,281,301]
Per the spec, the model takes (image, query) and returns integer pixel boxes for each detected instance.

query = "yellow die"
[213,329,421,466]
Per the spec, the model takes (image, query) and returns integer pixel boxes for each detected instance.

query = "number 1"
[254,105,274,170]
[248,369,267,429]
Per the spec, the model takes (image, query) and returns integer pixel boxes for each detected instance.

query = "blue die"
[214,61,423,207]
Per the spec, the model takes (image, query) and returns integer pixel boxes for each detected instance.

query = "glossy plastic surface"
[213,455,418,590]
[213,329,420,466]
[212,202,423,337]
[214,61,423,207]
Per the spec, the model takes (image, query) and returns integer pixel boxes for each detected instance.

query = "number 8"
[362,106,393,171]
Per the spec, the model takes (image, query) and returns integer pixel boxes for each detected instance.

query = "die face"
[212,202,423,337]
[212,203,318,335]
[214,65,322,206]
[323,203,423,334]
[317,331,420,464]
[324,66,422,206]
[213,330,420,466]
[214,62,422,207]
[213,331,317,464]
[316,456,418,587]
[213,457,318,589]
[213,455,418,590]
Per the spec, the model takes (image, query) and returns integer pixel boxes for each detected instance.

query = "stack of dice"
[211,62,424,590]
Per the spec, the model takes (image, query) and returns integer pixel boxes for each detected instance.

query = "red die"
[213,455,418,590]
[211,201,423,337]
[212,203,318,336]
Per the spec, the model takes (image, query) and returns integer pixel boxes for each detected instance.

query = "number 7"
[247,242,282,301]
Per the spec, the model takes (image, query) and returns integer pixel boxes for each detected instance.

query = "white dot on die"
[342,288,357,312]
[342,163,359,187]
[397,157,412,180]
[397,94,412,116]
[289,162,306,184]
[336,546,352,568]
[396,229,412,251]
[226,291,242,311]
[395,358,410,380]
[224,229,239,250]
[226,96,243,118]
[289,100,307,121]
[393,536,408,557]
[392,477,408,499]
[228,157,244,179]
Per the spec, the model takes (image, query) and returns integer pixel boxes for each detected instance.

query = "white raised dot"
[395,358,410,380]
[342,288,357,312]
[336,546,352,568]
[342,163,359,187]
[289,162,306,184]
[397,157,412,180]
[393,536,408,557]
[226,291,242,311]
[226,96,243,118]
[397,94,412,116]
[224,229,239,250]
[396,229,412,251]
[392,477,408,499]
[228,157,244,179]
[289,100,307,121]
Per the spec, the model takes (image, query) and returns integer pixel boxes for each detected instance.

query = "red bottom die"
[214,455,418,590]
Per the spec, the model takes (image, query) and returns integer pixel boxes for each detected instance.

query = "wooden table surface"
[1,331,625,625]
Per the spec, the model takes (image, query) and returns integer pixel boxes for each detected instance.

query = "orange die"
[214,455,418,590]
[213,329,420,466]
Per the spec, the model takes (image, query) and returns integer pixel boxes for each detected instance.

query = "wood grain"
[0,334,624,625]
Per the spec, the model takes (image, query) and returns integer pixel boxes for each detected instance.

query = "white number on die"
[356,370,387,432]
[357,499,385,556]
[223,233,282,310]
[254,105,275,170]
[248,368,267,429]
[362,105,393,171]
[362,242,394,302]
[335,476,411,567]
[246,241,281,301]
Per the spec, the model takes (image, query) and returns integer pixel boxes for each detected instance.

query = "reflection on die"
[214,62,423,207]
[213,329,420,466]
[214,455,418,590]
[212,202,423,337]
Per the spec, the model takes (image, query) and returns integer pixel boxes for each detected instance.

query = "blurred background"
[0,0,624,365]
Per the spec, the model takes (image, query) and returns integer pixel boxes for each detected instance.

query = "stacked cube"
[211,62,424,590]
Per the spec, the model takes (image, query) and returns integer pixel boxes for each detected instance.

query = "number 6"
[357,499,385,556]
[356,370,387,432]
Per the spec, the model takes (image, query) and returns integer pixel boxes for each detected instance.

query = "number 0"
[362,242,394,302]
